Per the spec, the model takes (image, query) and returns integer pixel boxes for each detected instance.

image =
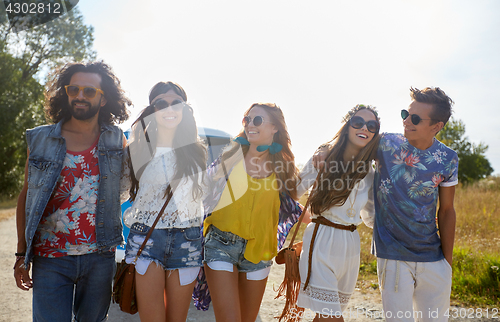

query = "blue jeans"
[32,251,116,322]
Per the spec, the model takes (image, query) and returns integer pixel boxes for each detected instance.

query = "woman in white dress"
[296,104,380,321]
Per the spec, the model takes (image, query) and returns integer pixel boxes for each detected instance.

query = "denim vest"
[24,120,124,264]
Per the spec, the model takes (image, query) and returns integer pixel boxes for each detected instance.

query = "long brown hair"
[127,81,206,201]
[220,103,300,200]
[309,104,380,214]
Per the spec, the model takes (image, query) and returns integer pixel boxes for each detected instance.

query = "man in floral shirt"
[372,87,458,322]
[14,61,131,321]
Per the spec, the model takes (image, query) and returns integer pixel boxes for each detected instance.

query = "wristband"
[13,256,25,270]
[15,252,26,257]
[317,144,330,150]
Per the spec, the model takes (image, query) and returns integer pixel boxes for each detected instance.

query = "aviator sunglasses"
[349,116,380,133]
[242,115,272,127]
[153,99,186,111]
[65,85,104,99]
[401,109,434,125]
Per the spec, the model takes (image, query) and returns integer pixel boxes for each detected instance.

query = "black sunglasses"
[349,116,379,133]
[401,109,434,125]
[242,115,272,127]
[153,99,186,111]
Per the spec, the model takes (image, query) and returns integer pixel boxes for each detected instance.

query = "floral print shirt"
[34,139,100,257]
[372,133,459,262]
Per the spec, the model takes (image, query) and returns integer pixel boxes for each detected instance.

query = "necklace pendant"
[346,207,356,218]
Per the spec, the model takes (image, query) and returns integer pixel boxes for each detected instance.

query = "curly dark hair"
[44,61,131,124]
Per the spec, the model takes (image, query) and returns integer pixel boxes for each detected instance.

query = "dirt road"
[1,209,493,321]
[0,208,384,322]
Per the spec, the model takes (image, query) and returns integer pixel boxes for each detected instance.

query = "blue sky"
[7,0,500,173]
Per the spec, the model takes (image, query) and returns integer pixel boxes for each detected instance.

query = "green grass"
[451,248,500,306]
[0,198,17,210]
[358,258,377,277]
[358,224,378,282]
[451,176,500,307]
[0,198,17,222]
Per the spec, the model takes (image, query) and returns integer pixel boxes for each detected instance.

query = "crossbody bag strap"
[287,167,323,247]
[288,147,335,245]
[288,150,334,290]
[221,161,236,204]
[132,184,173,263]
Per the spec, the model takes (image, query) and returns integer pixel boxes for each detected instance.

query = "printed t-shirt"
[372,133,459,262]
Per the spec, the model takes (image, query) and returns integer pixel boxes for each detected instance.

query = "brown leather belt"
[312,215,357,232]
[303,216,357,289]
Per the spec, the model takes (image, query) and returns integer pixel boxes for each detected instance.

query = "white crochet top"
[123,147,205,229]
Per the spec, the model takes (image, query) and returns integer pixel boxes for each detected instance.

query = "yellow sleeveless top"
[204,160,280,263]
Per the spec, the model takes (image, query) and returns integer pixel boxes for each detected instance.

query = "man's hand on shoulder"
[312,144,330,170]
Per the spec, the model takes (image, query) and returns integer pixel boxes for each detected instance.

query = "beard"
[70,99,101,121]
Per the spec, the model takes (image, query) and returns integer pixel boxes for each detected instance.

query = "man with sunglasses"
[371,87,458,322]
[314,87,458,321]
[14,61,131,321]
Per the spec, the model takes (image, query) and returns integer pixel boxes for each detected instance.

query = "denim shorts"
[125,223,203,271]
[203,225,272,273]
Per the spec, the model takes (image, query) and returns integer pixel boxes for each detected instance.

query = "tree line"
[0,6,94,199]
[436,119,493,184]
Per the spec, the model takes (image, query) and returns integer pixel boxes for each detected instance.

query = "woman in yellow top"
[203,103,302,322]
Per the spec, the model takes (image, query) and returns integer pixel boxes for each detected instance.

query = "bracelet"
[316,143,330,151]
[13,256,25,270]
[15,252,26,257]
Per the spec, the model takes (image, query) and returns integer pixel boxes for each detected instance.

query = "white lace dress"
[123,147,205,229]
[296,157,375,315]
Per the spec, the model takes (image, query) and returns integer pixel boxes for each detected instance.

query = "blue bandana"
[233,137,283,155]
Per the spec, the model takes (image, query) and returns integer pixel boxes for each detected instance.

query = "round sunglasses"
[401,109,434,125]
[153,99,186,111]
[65,85,104,99]
[349,116,380,133]
[242,115,272,127]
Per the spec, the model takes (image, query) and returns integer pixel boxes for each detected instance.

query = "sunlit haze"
[30,1,500,172]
